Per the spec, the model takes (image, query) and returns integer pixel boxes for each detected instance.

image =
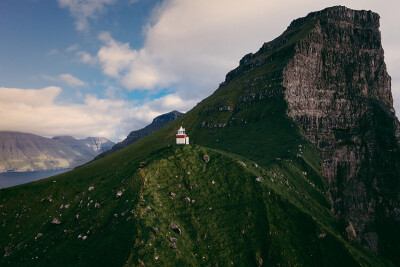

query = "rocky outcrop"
[282,6,400,260]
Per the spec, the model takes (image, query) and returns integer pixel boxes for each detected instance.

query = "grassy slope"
[127,145,386,266]
[0,13,392,266]
[0,144,388,266]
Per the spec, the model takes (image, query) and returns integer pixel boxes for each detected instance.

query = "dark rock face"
[97,111,183,159]
[282,6,400,260]
[116,110,183,150]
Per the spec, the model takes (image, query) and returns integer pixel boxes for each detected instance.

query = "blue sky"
[0,0,399,141]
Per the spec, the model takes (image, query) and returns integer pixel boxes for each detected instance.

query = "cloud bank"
[0,87,193,141]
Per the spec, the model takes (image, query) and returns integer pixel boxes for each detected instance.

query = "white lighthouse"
[176,126,189,145]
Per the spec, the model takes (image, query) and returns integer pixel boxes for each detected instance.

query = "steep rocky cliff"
[281,6,400,260]
[205,5,399,262]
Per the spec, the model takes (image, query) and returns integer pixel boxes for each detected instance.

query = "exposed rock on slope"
[281,6,400,259]
[0,132,114,172]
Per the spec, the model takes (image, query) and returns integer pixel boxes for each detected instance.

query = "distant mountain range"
[96,110,183,159]
[0,131,114,172]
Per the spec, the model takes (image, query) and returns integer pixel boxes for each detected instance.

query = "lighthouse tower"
[176,126,189,145]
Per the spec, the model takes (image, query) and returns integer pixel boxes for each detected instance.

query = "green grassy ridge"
[125,145,385,266]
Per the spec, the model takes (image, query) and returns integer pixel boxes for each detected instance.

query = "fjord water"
[0,169,71,188]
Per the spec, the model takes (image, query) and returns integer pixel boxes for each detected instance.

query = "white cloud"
[66,44,79,52]
[77,51,97,65]
[0,86,191,141]
[58,0,117,31]
[42,73,87,87]
[97,32,137,78]
[59,73,87,87]
[47,49,59,56]
[82,0,400,113]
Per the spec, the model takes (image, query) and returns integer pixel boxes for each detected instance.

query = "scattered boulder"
[169,237,178,244]
[256,256,263,267]
[346,222,357,241]
[52,218,61,225]
[238,161,246,167]
[170,192,176,198]
[184,197,191,203]
[170,223,182,235]
[82,235,88,240]
[88,186,94,191]
[64,204,70,209]
[284,179,289,186]
[41,195,53,202]
[152,227,159,235]
[203,155,210,163]
[155,254,159,260]
[95,203,100,208]
[318,232,326,239]
[211,180,215,185]
[255,177,262,182]
[35,233,43,240]
[116,191,123,198]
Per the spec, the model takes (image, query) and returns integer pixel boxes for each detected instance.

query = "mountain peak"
[152,110,183,123]
[288,6,380,31]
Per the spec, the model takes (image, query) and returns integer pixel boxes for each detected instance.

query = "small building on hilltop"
[176,126,189,145]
